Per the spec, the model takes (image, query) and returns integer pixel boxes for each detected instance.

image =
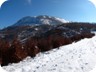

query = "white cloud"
[0,0,7,8]
[27,0,32,4]
[89,0,96,7]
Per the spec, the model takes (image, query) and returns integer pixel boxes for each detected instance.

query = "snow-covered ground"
[1,36,96,72]
[0,66,7,72]
[89,65,96,72]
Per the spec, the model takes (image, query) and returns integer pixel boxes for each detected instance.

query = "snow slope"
[89,65,96,72]
[0,66,7,72]
[2,36,96,72]
[14,15,68,26]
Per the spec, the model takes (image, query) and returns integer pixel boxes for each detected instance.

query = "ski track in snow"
[1,36,96,72]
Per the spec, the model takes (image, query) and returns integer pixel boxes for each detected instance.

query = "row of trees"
[0,32,95,66]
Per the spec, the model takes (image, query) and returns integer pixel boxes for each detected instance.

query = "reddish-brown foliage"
[24,38,40,57]
[0,32,94,66]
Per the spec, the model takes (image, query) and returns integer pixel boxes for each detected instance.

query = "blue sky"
[0,0,96,28]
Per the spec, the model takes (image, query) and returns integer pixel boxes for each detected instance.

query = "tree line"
[0,32,95,66]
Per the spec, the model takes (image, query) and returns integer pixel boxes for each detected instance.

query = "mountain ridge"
[13,15,68,26]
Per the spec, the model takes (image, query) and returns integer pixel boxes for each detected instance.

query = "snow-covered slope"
[2,36,96,72]
[0,66,7,72]
[89,65,96,72]
[13,15,68,26]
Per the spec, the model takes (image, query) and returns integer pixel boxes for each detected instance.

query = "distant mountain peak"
[13,15,68,26]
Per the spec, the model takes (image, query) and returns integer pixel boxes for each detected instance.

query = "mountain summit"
[13,15,68,26]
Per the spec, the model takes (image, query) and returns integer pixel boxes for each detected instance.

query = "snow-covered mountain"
[13,15,68,26]
[1,22,96,42]
[1,16,96,72]
[2,35,96,72]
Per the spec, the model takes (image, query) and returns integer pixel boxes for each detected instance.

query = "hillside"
[1,35,96,72]
[0,15,96,42]
[0,22,96,42]
[0,16,96,66]
[0,16,96,72]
